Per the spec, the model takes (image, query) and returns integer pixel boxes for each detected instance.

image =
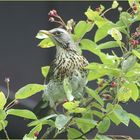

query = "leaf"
[132,50,140,59]
[128,83,139,101]
[36,32,48,39]
[0,110,6,121]
[67,128,82,139]
[28,114,57,127]
[28,124,42,138]
[0,91,6,109]
[95,134,113,140]
[63,78,74,101]
[85,7,107,27]
[80,39,97,51]
[121,55,136,72]
[95,23,115,42]
[41,66,50,78]
[85,63,120,81]
[108,28,122,41]
[7,109,37,120]
[92,110,104,118]
[113,105,130,126]
[23,134,36,140]
[97,41,119,50]
[75,118,97,133]
[0,120,8,131]
[119,12,132,26]
[38,38,55,48]
[112,0,119,9]
[15,84,45,99]
[55,114,71,130]
[129,113,140,127]
[63,101,80,110]
[106,103,121,125]
[97,117,110,133]
[74,21,93,40]
[86,87,104,106]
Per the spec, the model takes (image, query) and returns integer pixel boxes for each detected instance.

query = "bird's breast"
[53,51,88,80]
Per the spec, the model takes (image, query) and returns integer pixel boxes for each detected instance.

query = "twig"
[107,134,133,140]
[2,123,10,140]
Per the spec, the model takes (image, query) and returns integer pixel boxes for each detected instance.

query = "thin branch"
[2,123,10,140]
[107,134,133,140]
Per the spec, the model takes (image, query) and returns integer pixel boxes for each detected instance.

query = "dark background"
[0,1,139,139]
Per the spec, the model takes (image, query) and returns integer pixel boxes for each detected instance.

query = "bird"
[34,28,89,117]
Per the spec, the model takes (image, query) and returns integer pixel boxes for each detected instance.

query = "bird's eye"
[55,31,61,36]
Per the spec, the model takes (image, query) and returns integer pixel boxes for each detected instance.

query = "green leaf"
[97,41,119,50]
[119,12,132,26]
[121,55,136,72]
[128,83,139,101]
[7,109,37,120]
[97,117,110,133]
[55,114,71,130]
[112,0,119,9]
[112,105,130,126]
[63,101,79,110]
[0,120,8,131]
[129,113,140,127]
[86,87,104,106]
[41,66,50,78]
[132,50,140,59]
[63,78,74,101]
[15,84,45,99]
[67,128,82,139]
[28,114,57,127]
[36,32,48,39]
[0,110,6,121]
[106,103,121,125]
[80,39,97,51]
[63,101,86,113]
[75,118,97,133]
[92,110,104,118]
[95,23,115,42]
[74,21,93,40]
[95,134,113,140]
[38,38,54,48]
[85,7,107,27]
[0,91,6,109]
[23,134,36,140]
[118,82,139,102]
[28,124,42,138]
[85,63,120,81]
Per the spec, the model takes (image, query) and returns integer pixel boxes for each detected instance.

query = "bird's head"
[40,28,75,50]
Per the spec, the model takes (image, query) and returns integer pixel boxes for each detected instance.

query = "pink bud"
[49,17,55,22]
[48,9,58,17]
[34,131,39,137]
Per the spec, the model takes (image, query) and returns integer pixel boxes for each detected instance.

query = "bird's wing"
[46,59,57,81]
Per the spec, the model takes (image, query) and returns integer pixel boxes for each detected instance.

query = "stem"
[107,135,133,140]
[56,16,67,28]
[4,99,16,111]
[2,123,10,140]
[41,126,55,139]
[101,8,112,17]
[6,81,10,100]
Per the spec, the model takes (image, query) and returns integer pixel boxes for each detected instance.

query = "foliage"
[1,0,140,139]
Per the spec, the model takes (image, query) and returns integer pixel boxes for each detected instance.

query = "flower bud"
[49,17,55,22]
[48,9,58,17]
[4,77,10,83]
[34,131,39,137]
[111,81,117,87]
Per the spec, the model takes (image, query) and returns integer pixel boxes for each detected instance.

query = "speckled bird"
[35,28,89,116]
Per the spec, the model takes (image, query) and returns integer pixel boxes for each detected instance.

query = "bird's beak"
[39,30,54,37]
